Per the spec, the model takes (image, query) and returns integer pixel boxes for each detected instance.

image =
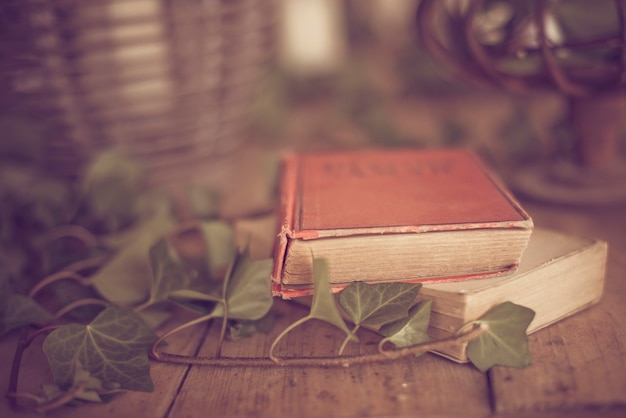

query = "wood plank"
[0,310,206,418]
[168,300,492,418]
[489,202,626,414]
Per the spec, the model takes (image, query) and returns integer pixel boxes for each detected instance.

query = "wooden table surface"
[2,195,625,418]
[1,73,625,416]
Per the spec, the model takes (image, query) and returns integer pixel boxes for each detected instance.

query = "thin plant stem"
[53,298,110,321]
[377,323,487,360]
[153,323,487,368]
[150,313,216,361]
[24,324,65,347]
[268,315,311,363]
[338,324,360,355]
[133,299,155,314]
[7,325,64,410]
[7,330,29,410]
[35,385,85,414]
[62,255,107,274]
[37,224,98,250]
[215,301,229,358]
[28,271,89,299]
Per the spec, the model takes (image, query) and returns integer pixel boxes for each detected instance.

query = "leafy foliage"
[169,247,273,321]
[148,238,193,305]
[0,276,52,336]
[90,213,176,306]
[187,184,220,220]
[270,258,356,361]
[80,150,146,232]
[200,221,235,280]
[379,300,432,350]
[338,282,422,353]
[43,306,157,392]
[214,247,274,321]
[39,363,109,408]
[306,259,356,339]
[465,302,535,372]
[339,282,422,328]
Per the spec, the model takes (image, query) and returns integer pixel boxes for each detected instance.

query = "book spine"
[271,153,299,296]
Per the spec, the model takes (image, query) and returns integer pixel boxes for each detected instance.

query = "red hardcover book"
[272,148,533,298]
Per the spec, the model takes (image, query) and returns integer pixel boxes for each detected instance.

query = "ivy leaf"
[0,293,53,337]
[148,238,193,304]
[169,288,222,313]
[200,221,235,280]
[339,282,422,328]
[136,303,175,330]
[465,302,535,372]
[90,213,176,306]
[187,184,220,220]
[269,258,356,361]
[379,300,432,350]
[308,259,356,339]
[212,247,273,321]
[71,360,110,391]
[81,150,145,230]
[0,277,52,337]
[42,306,157,392]
[169,247,273,321]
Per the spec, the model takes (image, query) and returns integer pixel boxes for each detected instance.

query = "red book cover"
[272,148,533,298]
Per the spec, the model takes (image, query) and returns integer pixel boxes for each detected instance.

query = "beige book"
[420,228,607,362]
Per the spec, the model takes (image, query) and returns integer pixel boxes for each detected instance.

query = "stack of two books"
[271,149,607,362]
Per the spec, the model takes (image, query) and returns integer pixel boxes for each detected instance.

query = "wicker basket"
[1,0,276,184]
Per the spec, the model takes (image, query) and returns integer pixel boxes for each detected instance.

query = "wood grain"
[2,177,626,418]
[489,201,626,414]
[168,300,492,418]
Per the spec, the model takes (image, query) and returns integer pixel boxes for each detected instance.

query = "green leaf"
[309,259,356,339]
[169,288,222,313]
[0,293,53,337]
[0,162,71,236]
[339,282,422,328]
[212,247,273,321]
[42,306,157,392]
[90,214,176,306]
[169,247,273,321]
[379,300,431,350]
[0,275,53,337]
[148,238,193,304]
[136,303,175,330]
[80,150,147,231]
[269,258,356,361]
[187,184,220,220]
[200,221,235,280]
[465,302,535,372]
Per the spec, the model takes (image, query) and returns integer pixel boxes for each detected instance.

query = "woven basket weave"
[1,0,276,184]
